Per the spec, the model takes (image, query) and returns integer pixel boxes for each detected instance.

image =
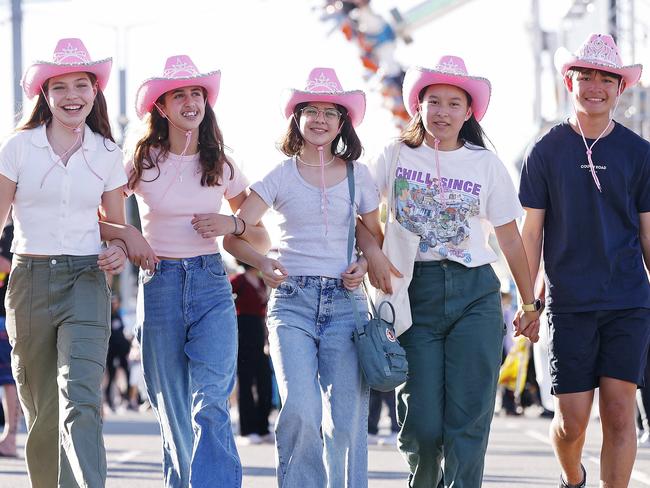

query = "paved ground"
[1,409,649,487]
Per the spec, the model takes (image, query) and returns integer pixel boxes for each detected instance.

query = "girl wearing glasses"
[224,67,379,487]
[357,56,540,487]
[109,56,271,487]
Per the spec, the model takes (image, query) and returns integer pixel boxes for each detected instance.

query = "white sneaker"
[261,432,275,444]
[367,434,380,445]
[237,434,262,445]
[378,433,398,446]
[639,431,650,447]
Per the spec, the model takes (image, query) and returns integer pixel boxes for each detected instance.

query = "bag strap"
[386,141,402,223]
[345,162,371,336]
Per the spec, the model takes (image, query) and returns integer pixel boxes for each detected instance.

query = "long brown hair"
[128,89,233,190]
[17,72,115,142]
[399,86,489,150]
[278,102,363,161]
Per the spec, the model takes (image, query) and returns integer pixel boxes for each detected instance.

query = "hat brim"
[135,71,221,119]
[280,89,366,127]
[21,58,113,100]
[554,47,642,87]
[402,66,491,122]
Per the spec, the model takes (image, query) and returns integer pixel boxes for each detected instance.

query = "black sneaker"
[559,464,586,488]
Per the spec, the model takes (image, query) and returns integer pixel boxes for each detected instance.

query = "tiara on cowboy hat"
[280,67,366,127]
[402,55,491,122]
[135,55,221,119]
[554,33,642,87]
[21,38,112,100]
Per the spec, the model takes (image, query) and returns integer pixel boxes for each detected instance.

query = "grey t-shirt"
[251,158,379,278]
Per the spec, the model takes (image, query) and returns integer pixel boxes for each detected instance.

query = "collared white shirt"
[0,124,127,255]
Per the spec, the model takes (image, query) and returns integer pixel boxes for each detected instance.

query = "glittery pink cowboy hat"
[280,67,366,127]
[135,55,221,119]
[402,55,492,122]
[554,33,642,87]
[21,38,112,100]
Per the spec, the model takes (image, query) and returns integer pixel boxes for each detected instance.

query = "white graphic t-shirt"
[370,141,523,267]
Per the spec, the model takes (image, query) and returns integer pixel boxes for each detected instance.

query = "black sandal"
[559,464,586,488]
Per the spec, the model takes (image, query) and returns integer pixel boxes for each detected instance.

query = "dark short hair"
[278,102,363,161]
[565,66,622,84]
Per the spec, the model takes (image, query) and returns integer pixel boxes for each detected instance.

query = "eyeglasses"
[300,106,342,121]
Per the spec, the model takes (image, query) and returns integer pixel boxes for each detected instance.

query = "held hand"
[366,249,403,295]
[258,257,288,289]
[98,244,126,275]
[341,256,368,290]
[513,310,540,343]
[122,231,158,272]
[191,213,235,239]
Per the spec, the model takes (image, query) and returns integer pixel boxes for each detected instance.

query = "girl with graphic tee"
[224,67,379,487]
[114,56,271,488]
[0,38,129,487]
[358,56,540,487]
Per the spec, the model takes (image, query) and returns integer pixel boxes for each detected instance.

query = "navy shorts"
[547,308,650,394]
[0,317,14,385]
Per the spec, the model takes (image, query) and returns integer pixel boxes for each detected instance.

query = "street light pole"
[11,0,23,118]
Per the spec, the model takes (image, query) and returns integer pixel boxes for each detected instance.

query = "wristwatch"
[521,298,543,313]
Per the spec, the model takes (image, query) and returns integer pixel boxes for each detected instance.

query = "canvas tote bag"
[374,142,421,336]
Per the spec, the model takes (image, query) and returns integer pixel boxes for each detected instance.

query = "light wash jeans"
[266,276,369,488]
[137,254,241,488]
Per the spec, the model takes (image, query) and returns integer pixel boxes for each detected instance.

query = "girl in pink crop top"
[118,56,270,487]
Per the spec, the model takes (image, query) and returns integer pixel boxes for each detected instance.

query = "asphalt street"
[1,409,649,487]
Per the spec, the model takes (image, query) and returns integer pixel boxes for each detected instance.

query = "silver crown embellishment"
[163,58,199,78]
[306,72,340,93]
[578,38,619,67]
[435,58,466,76]
[53,43,90,64]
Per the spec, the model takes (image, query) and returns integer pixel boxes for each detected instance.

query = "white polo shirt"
[0,124,127,255]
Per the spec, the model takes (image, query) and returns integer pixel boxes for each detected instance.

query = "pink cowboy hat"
[554,33,642,87]
[21,38,112,100]
[280,67,366,127]
[135,55,221,119]
[402,55,491,122]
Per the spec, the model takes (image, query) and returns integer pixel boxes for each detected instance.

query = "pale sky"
[1,0,647,246]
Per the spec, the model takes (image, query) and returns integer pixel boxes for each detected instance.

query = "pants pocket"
[73,268,110,324]
[64,326,109,407]
[4,266,32,342]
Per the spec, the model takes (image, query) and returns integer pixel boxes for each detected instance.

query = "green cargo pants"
[5,255,110,488]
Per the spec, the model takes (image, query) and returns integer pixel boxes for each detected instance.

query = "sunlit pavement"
[0,409,649,487]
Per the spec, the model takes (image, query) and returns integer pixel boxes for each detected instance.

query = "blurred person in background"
[231,261,273,445]
[0,220,19,458]
[104,294,132,412]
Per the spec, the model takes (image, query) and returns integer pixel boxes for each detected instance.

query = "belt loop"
[26,258,32,271]
[414,262,421,277]
[201,255,207,269]
[67,255,74,270]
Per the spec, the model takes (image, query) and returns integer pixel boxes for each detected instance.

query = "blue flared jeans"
[137,253,241,488]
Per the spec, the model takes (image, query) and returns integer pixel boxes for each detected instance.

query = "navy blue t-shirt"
[519,121,650,313]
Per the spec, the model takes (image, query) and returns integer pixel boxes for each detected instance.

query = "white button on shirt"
[0,124,127,255]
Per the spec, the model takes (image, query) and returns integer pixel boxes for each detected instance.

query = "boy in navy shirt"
[519,33,650,488]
